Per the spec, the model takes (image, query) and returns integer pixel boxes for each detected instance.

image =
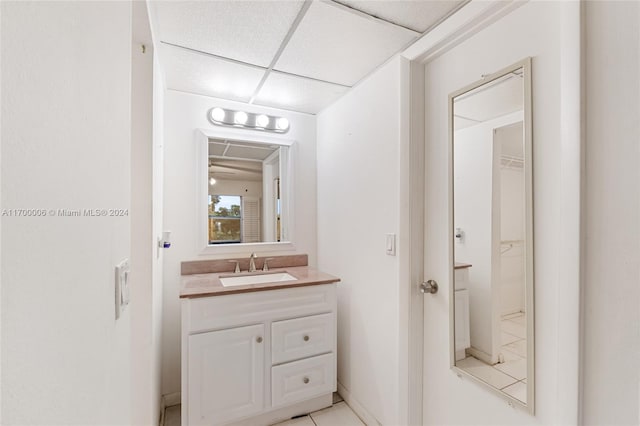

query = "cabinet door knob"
[303,377,310,384]
[303,335,310,342]
[256,336,263,343]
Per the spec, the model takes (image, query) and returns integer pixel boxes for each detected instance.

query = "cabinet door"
[188,324,265,425]
[454,289,470,354]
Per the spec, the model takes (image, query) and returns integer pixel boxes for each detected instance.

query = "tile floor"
[457,312,527,403]
[163,393,365,426]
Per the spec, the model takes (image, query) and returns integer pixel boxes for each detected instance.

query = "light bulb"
[276,117,289,131]
[256,114,269,128]
[234,111,248,125]
[209,177,216,186]
[210,107,225,122]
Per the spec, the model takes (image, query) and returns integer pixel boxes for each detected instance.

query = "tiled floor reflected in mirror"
[457,313,527,403]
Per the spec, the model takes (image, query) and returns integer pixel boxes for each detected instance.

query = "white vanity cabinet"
[182,283,337,426]
[188,324,265,424]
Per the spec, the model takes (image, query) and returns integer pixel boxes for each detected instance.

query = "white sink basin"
[219,272,298,287]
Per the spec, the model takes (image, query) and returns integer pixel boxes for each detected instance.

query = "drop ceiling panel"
[209,140,278,161]
[210,160,264,182]
[209,143,227,157]
[151,1,304,67]
[454,76,523,123]
[161,45,265,103]
[254,71,350,114]
[274,1,419,86]
[335,0,466,33]
[226,145,274,161]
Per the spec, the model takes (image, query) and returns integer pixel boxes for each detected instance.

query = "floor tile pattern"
[457,312,528,403]
[163,393,363,426]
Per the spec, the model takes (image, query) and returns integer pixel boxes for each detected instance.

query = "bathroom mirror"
[197,129,294,254]
[450,58,534,411]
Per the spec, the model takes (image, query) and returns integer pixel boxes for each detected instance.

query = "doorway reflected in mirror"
[207,138,287,245]
[450,59,533,410]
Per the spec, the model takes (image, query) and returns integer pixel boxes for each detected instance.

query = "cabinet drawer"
[271,353,334,408]
[272,313,334,364]
[187,284,336,334]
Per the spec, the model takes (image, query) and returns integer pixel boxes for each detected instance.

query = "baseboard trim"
[163,392,181,408]
[159,397,166,426]
[337,382,381,426]
[467,346,495,365]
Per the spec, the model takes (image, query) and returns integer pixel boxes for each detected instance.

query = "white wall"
[422,2,581,423]
[497,122,525,316]
[1,2,134,423]
[454,112,523,358]
[151,52,166,421]
[454,120,494,357]
[499,164,525,316]
[317,56,405,425]
[582,2,640,424]
[130,2,162,424]
[161,90,317,396]
[0,1,3,421]
[209,179,262,198]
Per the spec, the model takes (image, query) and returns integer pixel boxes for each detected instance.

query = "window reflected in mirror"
[207,138,288,245]
[208,195,241,244]
[451,59,533,410]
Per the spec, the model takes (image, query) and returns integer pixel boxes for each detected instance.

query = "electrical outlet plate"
[115,258,130,319]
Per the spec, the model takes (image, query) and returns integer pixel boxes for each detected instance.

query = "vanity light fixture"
[276,117,290,131]
[210,107,225,122]
[256,114,270,128]
[207,107,290,134]
[234,111,248,125]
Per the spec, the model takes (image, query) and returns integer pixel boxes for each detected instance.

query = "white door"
[421,79,455,423]
[188,324,265,426]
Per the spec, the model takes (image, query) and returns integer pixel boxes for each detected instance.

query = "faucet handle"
[262,258,275,271]
[228,260,240,273]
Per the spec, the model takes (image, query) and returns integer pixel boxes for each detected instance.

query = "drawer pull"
[256,336,263,343]
[303,377,310,384]
[303,335,310,342]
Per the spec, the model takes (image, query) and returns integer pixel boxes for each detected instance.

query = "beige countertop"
[180,266,341,298]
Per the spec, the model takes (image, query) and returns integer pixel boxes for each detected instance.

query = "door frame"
[399,1,533,424]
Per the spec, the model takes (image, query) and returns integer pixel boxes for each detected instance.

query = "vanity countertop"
[180,266,341,298]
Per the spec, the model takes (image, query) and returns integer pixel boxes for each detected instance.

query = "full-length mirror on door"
[450,58,534,411]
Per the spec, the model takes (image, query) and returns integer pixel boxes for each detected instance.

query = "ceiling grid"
[150,0,466,114]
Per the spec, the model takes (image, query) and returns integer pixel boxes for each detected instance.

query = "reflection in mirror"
[207,138,288,245]
[451,59,533,410]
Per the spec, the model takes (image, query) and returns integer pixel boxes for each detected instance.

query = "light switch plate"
[386,233,396,256]
[115,258,130,319]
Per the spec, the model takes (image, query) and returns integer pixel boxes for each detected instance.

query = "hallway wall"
[1,2,134,423]
[317,56,407,425]
[582,2,640,424]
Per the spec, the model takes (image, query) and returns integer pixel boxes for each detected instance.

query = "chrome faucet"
[248,253,257,272]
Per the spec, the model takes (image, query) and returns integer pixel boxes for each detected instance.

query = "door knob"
[420,280,438,294]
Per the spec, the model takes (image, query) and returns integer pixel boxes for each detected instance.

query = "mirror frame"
[448,57,534,413]
[195,128,296,255]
